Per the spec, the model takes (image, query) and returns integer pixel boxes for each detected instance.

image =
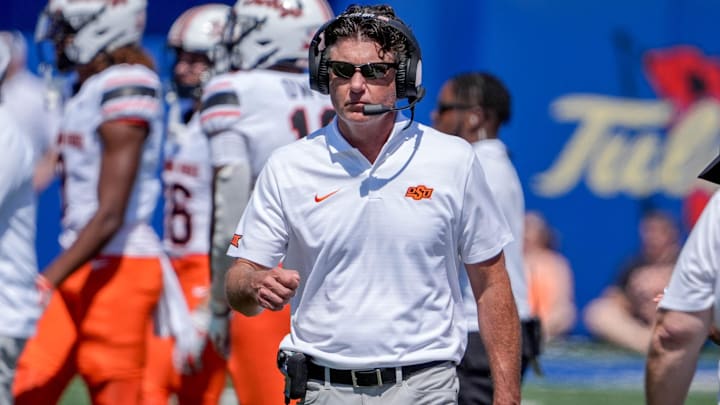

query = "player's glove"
[177,302,231,374]
[177,304,213,374]
[35,273,54,309]
[207,308,231,359]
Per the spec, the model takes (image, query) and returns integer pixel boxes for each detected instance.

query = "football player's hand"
[207,311,231,359]
[35,273,54,309]
[177,305,212,374]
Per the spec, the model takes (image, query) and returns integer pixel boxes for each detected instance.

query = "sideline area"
[58,337,719,404]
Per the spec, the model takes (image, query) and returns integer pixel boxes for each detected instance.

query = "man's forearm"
[477,278,521,404]
[209,212,239,313]
[225,259,263,316]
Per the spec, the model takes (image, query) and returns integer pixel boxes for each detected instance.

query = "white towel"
[154,252,203,372]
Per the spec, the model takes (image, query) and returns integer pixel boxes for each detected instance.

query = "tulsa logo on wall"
[533,46,720,199]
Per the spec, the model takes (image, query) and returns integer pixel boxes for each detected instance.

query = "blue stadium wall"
[4,0,720,335]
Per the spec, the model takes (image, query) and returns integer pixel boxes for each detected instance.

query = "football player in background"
[13,0,195,403]
[142,4,231,405]
[0,38,41,405]
[199,0,334,403]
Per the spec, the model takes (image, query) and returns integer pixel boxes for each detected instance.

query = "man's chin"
[341,109,372,122]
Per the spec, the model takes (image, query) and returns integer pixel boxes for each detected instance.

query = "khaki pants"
[302,361,458,405]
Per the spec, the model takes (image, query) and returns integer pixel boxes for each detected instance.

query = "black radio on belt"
[277,350,308,403]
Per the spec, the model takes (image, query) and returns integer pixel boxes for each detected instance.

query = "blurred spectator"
[0,31,61,191]
[584,210,680,353]
[524,211,576,343]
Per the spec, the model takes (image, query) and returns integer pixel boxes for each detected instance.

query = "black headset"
[308,13,423,100]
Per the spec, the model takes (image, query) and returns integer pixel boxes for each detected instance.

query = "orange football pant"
[228,306,293,405]
[142,254,227,405]
[14,256,163,405]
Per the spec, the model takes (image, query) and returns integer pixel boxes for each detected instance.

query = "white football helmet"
[35,0,147,70]
[168,4,230,55]
[168,4,230,99]
[215,0,334,72]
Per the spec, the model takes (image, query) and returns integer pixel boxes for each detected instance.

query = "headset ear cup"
[404,56,420,99]
[309,19,334,94]
[395,58,407,99]
[316,52,330,95]
[308,38,323,92]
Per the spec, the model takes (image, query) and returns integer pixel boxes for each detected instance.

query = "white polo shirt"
[230,113,512,369]
[460,139,531,331]
[660,190,720,328]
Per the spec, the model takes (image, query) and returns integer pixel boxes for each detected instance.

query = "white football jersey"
[0,106,40,338]
[57,64,163,255]
[460,139,531,329]
[200,69,334,176]
[162,108,212,257]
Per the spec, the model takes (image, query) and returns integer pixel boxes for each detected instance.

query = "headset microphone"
[362,86,426,115]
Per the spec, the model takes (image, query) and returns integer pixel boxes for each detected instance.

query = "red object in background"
[643,46,720,231]
[683,187,713,229]
[643,46,720,111]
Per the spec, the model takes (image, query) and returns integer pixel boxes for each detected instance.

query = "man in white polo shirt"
[432,71,538,405]
[222,4,521,404]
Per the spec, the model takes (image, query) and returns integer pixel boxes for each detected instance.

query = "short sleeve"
[100,71,161,125]
[200,78,242,137]
[660,191,720,314]
[200,78,247,167]
[459,153,513,264]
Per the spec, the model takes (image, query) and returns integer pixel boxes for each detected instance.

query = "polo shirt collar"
[325,112,414,157]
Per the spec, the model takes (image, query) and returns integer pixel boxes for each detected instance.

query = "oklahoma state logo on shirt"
[405,185,434,200]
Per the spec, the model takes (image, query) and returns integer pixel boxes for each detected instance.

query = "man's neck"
[470,127,498,143]
[338,113,397,163]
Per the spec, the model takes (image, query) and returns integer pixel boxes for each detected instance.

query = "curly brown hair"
[82,44,156,79]
[323,4,410,63]
[107,45,155,71]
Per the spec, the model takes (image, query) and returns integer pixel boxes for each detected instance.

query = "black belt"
[307,360,446,387]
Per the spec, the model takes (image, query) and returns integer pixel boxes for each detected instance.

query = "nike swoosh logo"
[314,189,339,203]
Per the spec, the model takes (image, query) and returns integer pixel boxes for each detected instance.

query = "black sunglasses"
[328,61,398,80]
[435,102,476,114]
